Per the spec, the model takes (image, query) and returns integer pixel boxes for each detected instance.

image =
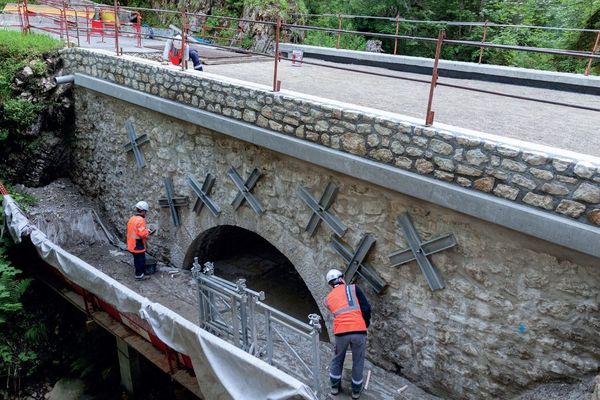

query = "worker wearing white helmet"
[161,33,203,71]
[324,269,371,399]
[126,201,156,280]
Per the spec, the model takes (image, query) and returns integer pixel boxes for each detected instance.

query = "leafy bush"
[2,98,43,128]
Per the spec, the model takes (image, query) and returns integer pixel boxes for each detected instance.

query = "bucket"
[291,50,303,67]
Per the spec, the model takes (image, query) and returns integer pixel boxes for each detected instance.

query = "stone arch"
[183,224,330,340]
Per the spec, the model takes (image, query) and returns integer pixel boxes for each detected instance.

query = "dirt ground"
[18,178,597,400]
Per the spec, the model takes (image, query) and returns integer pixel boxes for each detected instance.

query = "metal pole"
[272,17,281,92]
[136,12,142,47]
[113,0,120,55]
[86,6,90,44]
[425,30,445,126]
[393,14,399,55]
[16,0,24,33]
[585,31,600,76]
[62,1,70,46]
[336,15,342,49]
[22,0,30,34]
[181,8,187,71]
[478,20,488,64]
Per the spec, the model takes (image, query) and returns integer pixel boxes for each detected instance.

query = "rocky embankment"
[0,52,73,186]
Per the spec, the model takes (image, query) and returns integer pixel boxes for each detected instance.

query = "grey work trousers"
[329,332,366,391]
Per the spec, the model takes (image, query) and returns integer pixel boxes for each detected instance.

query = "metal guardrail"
[191,258,322,395]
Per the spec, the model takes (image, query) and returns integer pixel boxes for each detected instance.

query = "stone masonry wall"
[60,48,600,227]
[70,85,600,400]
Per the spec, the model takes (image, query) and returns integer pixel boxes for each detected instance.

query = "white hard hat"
[135,201,149,211]
[326,269,343,285]
[173,34,182,50]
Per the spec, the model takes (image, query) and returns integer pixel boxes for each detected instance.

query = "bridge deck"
[204,53,600,157]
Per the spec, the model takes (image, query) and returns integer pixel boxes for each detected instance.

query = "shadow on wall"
[184,225,329,341]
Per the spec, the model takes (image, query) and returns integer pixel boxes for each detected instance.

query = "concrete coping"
[71,48,600,166]
[279,43,600,93]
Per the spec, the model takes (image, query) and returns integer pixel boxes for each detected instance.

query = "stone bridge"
[61,48,600,399]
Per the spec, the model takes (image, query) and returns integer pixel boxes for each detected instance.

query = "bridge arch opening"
[184,225,329,340]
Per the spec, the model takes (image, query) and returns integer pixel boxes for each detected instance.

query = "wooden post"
[425,30,445,126]
[336,15,342,49]
[585,31,600,76]
[273,17,281,92]
[478,21,489,64]
[393,14,400,55]
[113,0,120,55]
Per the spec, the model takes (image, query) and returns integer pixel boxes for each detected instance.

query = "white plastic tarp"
[3,195,317,400]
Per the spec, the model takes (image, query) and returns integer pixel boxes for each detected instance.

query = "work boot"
[351,384,363,399]
[330,381,341,395]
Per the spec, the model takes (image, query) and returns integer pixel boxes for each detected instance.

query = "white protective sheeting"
[3,195,317,400]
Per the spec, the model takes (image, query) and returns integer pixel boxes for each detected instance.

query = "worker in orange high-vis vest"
[324,269,371,399]
[127,201,155,281]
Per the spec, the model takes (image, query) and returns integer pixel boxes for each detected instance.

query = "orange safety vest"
[169,48,183,65]
[126,215,150,253]
[325,284,367,335]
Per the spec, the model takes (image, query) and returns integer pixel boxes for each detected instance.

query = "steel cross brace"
[227,166,264,215]
[330,234,386,294]
[388,213,457,291]
[123,120,150,168]
[298,182,347,237]
[158,177,189,227]
[187,174,221,217]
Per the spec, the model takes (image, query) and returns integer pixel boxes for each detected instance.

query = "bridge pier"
[116,336,142,397]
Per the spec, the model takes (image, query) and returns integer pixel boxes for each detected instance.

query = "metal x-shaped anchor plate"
[123,120,150,169]
[158,177,189,227]
[388,212,457,291]
[228,166,264,215]
[331,234,386,294]
[298,182,347,237]
[188,174,221,217]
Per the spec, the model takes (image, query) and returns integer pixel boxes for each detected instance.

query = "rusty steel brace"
[113,0,120,55]
[425,30,445,126]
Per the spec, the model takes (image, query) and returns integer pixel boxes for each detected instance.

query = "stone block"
[529,168,554,181]
[434,170,454,182]
[573,183,600,203]
[574,162,596,179]
[415,159,434,174]
[588,209,600,225]
[406,146,424,157]
[430,139,453,155]
[357,124,372,134]
[391,141,405,155]
[395,157,412,169]
[374,124,392,136]
[555,200,586,218]
[493,184,519,200]
[242,109,257,123]
[457,177,472,187]
[474,177,495,192]
[456,135,481,147]
[413,136,429,148]
[523,192,554,210]
[552,158,573,172]
[370,149,394,163]
[511,174,536,190]
[501,159,527,172]
[465,149,488,166]
[456,164,482,177]
[540,183,569,196]
[433,157,455,172]
[496,145,520,158]
[367,134,381,147]
[341,133,366,156]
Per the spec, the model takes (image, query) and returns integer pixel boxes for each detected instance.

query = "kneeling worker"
[126,201,156,281]
[162,34,203,71]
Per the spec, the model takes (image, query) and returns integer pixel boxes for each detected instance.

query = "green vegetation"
[0,30,62,143]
